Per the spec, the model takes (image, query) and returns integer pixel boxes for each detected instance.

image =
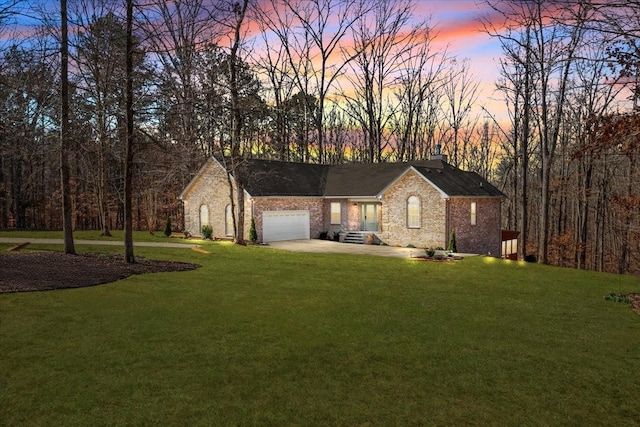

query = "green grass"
[0,229,210,244]
[1,240,639,425]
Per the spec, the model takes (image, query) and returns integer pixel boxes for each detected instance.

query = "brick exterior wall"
[380,170,447,248]
[182,160,326,241]
[182,161,502,252]
[448,198,502,256]
[252,198,325,241]
[324,199,349,235]
[346,202,362,231]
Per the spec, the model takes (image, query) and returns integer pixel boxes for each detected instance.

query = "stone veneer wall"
[182,160,232,238]
[448,197,502,256]
[182,160,252,240]
[183,161,325,241]
[251,198,325,242]
[381,170,447,248]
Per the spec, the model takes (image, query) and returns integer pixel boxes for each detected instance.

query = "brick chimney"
[430,144,448,162]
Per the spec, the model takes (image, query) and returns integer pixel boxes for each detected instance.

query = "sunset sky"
[412,1,506,122]
[8,0,510,122]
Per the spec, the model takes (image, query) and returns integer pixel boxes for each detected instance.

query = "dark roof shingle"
[231,158,505,198]
[236,158,330,197]
[412,163,504,197]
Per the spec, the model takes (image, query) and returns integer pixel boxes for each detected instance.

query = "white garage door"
[262,210,310,242]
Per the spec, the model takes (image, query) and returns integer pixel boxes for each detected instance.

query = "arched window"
[225,204,234,237]
[407,196,420,228]
[199,204,209,230]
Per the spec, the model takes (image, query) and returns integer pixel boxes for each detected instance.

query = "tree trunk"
[98,140,111,236]
[228,0,249,245]
[518,26,531,261]
[538,155,551,264]
[60,0,75,254]
[618,155,634,273]
[576,156,592,269]
[124,0,135,263]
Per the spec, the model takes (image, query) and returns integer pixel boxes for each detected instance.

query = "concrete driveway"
[265,239,422,258]
[0,237,473,259]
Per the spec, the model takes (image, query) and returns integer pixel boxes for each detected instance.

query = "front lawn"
[1,243,639,425]
[0,229,206,244]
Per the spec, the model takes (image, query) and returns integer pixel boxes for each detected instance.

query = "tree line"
[0,0,638,273]
[485,1,640,273]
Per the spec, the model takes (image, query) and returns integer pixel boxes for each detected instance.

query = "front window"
[199,204,209,230]
[330,202,341,225]
[471,202,477,225]
[407,196,420,228]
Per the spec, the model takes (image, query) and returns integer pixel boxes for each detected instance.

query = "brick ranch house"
[179,156,506,255]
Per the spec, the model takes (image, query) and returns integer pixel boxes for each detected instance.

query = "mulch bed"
[413,256,460,262]
[628,294,640,316]
[0,251,199,293]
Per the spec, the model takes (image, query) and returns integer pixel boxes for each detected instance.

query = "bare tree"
[253,8,297,161]
[485,0,589,263]
[60,0,75,254]
[0,0,23,47]
[390,25,448,162]
[258,0,367,163]
[531,1,588,264]
[441,58,479,168]
[1,9,64,230]
[73,2,125,237]
[340,0,417,163]
[597,1,640,273]
[139,0,223,174]
[596,1,640,107]
[462,119,499,181]
[0,0,21,20]
[209,0,251,245]
[123,0,134,263]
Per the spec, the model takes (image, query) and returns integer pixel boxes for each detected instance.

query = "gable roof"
[324,162,414,197]
[184,157,505,199]
[411,163,504,197]
[236,158,330,197]
[323,160,505,198]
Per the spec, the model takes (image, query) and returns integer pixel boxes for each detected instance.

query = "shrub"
[604,293,631,304]
[249,218,258,243]
[447,228,457,252]
[426,247,435,258]
[318,231,329,240]
[201,224,213,240]
[332,231,340,242]
[164,216,172,237]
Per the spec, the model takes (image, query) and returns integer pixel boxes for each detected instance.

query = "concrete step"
[343,232,365,244]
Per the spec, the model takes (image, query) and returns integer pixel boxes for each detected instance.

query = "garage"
[262,210,310,242]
